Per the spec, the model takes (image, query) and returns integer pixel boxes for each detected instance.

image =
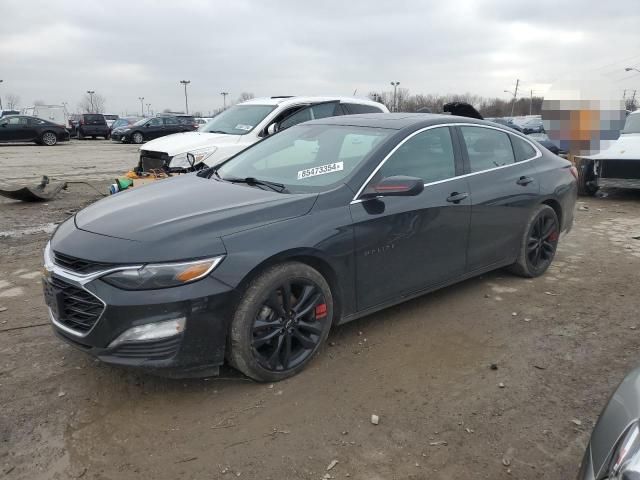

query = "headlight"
[102,256,224,290]
[169,147,218,169]
[605,422,640,479]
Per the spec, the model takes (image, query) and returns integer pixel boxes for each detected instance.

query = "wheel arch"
[234,248,344,325]
[541,198,562,229]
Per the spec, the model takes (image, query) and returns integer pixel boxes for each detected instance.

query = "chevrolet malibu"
[43,113,577,381]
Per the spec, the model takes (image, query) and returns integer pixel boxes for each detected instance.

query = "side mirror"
[362,176,424,199]
[266,123,279,136]
[145,123,152,128]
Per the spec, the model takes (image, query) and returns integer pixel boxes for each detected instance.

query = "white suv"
[137,96,388,172]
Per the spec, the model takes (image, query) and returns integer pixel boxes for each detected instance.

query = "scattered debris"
[429,440,448,446]
[533,365,546,370]
[511,312,518,316]
[0,307,6,313]
[371,414,379,425]
[0,176,67,202]
[58,391,66,397]
[498,382,505,388]
[490,363,498,370]
[544,291,559,296]
[524,317,532,322]
[578,205,589,211]
[465,427,474,433]
[327,460,338,471]
[175,456,198,464]
[572,419,582,426]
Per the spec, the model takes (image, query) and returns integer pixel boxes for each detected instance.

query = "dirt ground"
[1,140,640,480]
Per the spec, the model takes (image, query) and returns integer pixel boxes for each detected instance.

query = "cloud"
[0,0,638,114]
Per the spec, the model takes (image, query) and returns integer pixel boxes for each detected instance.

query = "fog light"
[108,317,186,348]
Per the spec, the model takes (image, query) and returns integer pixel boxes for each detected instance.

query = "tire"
[131,131,144,144]
[40,131,57,146]
[228,262,334,382]
[508,204,560,278]
[576,157,598,196]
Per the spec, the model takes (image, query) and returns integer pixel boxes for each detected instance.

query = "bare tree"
[6,93,20,110]
[236,92,255,104]
[78,92,106,113]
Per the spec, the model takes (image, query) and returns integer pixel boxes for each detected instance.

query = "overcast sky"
[1,0,639,115]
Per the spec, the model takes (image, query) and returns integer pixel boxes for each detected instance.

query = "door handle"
[446,192,469,203]
[517,176,533,186]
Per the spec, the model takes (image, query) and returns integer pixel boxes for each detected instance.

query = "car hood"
[74,175,317,254]
[588,365,640,478]
[581,134,640,160]
[141,131,243,156]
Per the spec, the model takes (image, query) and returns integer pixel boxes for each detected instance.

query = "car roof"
[239,96,385,108]
[303,112,489,130]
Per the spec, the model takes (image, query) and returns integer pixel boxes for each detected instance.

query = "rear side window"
[164,117,179,125]
[177,116,194,124]
[511,135,537,161]
[378,127,456,183]
[344,103,384,114]
[460,126,515,173]
[310,103,340,120]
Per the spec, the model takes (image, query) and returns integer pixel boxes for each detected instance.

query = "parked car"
[195,117,212,128]
[486,117,524,132]
[77,114,110,140]
[110,115,192,144]
[138,96,388,173]
[103,114,119,128]
[0,109,20,118]
[108,116,142,137]
[0,115,69,145]
[43,113,577,380]
[577,365,640,480]
[521,118,544,134]
[575,110,640,195]
[527,132,567,156]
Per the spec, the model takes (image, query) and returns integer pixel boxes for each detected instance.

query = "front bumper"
[110,132,129,142]
[43,263,236,378]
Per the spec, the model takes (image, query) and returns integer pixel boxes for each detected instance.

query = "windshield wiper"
[206,130,228,134]
[223,176,288,193]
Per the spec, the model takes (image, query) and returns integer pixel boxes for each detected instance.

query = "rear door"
[350,126,471,310]
[162,117,182,135]
[456,125,541,271]
[145,117,164,139]
[1,116,34,141]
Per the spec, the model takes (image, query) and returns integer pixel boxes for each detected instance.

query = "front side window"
[460,126,515,173]
[622,114,640,134]
[377,127,456,183]
[344,103,384,114]
[148,118,162,127]
[201,105,276,135]
[217,124,392,193]
[4,116,28,125]
[279,103,341,130]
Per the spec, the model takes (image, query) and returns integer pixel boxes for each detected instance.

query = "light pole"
[220,91,229,110]
[390,81,400,112]
[505,79,520,116]
[0,79,3,110]
[180,80,190,114]
[87,90,95,113]
[138,97,145,116]
[625,67,640,74]
[146,103,151,116]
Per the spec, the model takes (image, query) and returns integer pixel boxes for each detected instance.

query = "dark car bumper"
[58,130,71,141]
[110,132,129,142]
[43,267,236,378]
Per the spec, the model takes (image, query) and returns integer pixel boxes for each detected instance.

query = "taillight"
[569,166,578,180]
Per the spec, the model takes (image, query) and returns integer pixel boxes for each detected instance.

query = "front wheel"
[131,131,144,144]
[228,262,333,382]
[41,131,57,146]
[508,204,559,278]
[576,157,598,196]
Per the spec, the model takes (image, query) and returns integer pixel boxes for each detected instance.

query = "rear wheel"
[228,262,333,382]
[576,157,598,196]
[508,205,559,278]
[77,129,84,140]
[41,131,57,146]
[131,131,144,144]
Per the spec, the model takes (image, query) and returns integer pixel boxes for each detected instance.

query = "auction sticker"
[297,162,344,180]
[235,124,253,131]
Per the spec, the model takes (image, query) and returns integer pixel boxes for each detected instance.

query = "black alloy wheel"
[509,204,559,278]
[252,279,327,372]
[228,262,333,382]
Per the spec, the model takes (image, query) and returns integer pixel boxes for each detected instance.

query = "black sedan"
[0,115,69,146]
[43,114,577,381]
[110,116,192,144]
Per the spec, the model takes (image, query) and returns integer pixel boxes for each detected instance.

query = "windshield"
[216,124,393,193]
[622,114,640,134]
[201,105,276,135]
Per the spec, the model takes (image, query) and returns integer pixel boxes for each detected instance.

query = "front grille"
[50,276,104,333]
[53,251,116,274]
[599,159,640,180]
[109,336,182,360]
[139,150,171,172]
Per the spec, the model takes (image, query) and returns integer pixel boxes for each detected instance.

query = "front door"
[146,117,164,139]
[457,125,541,271]
[350,126,471,311]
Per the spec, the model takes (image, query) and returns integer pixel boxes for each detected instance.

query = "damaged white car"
[577,111,640,195]
[136,96,388,174]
